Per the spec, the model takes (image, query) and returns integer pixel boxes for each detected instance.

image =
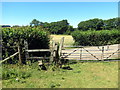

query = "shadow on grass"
[61,66,73,70]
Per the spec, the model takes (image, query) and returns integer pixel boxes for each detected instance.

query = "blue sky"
[2,2,118,28]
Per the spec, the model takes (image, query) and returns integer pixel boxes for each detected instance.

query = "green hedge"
[2,27,50,63]
[72,30,120,46]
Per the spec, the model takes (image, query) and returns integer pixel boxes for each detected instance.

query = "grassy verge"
[2,61,118,88]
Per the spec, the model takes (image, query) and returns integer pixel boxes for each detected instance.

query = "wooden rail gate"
[1,37,119,64]
[61,41,120,61]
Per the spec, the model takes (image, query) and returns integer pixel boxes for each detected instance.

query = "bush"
[72,30,120,46]
[2,26,50,63]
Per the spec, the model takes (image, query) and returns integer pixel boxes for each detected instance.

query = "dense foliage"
[4,17,119,35]
[72,30,120,46]
[78,18,119,31]
[2,27,50,63]
[29,18,119,35]
[30,19,74,34]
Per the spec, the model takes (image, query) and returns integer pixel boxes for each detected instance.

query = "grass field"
[2,35,119,88]
[2,61,118,88]
[50,35,74,45]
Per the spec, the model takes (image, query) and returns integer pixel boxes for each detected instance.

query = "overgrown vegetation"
[2,26,50,63]
[72,30,120,46]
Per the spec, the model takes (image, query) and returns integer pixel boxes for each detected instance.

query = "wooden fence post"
[18,44,22,65]
[54,43,60,66]
[50,41,55,62]
[80,47,82,60]
[24,40,30,64]
[58,37,64,58]
[101,46,104,60]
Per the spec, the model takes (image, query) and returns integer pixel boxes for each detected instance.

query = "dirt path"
[62,44,120,60]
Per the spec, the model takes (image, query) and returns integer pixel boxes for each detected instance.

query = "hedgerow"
[72,30,120,46]
[2,26,50,63]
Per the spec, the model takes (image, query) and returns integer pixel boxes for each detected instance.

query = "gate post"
[58,37,64,58]
[24,40,30,65]
[80,47,82,60]
[101,46,104,60]
[18,44,22,65]
[50,41,55,62]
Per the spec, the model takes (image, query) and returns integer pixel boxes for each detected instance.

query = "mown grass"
[50,35,74,45]
[2,61,118,88]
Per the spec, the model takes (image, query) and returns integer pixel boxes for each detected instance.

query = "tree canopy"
[28,17,119,34]
[78,17,119,31]
[30,19,74,34]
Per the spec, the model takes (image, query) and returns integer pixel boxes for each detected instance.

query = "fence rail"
[61,42,120,61]
[2,37,119,65]
[26,49,51,52]
[1,52,19,63]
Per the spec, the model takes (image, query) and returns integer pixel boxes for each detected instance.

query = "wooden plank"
[1,52,19,63]
[62,53,102,54]
[28,57,50,59]
[63,49,102,51]
[106,49,119,59]
[64,46,83,48]
[83,47,100,60]
[26,49,50,52]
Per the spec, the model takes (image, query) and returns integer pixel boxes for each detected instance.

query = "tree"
[30,19,41,27]
[47,19,70,34]
[78,18,104,31]
[103,18,119,30]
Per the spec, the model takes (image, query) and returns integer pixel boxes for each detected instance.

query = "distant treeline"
[29,17,119,34]
[2,17,119,34]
